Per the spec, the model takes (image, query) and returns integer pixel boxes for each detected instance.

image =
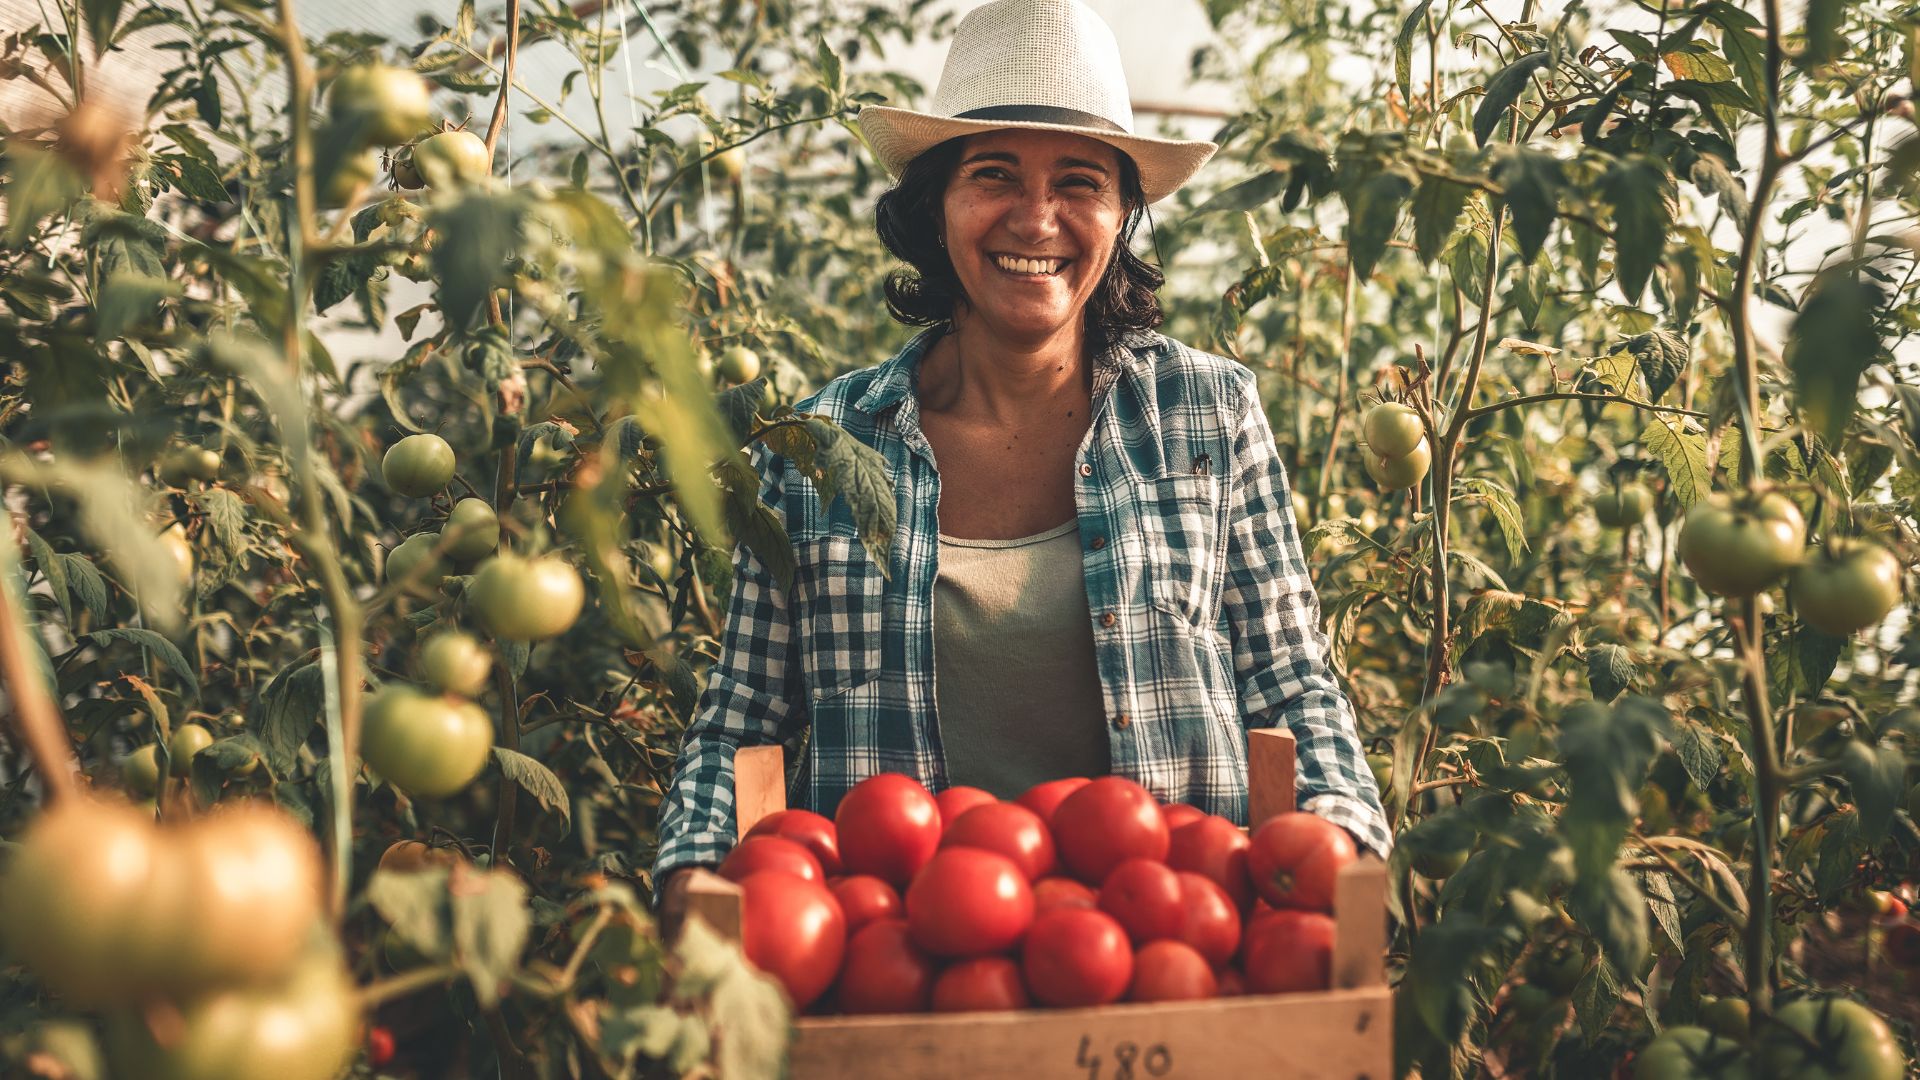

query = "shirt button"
[1091,535,1107,550]
[1100,611,1117,628]
[1113,713,1131,729]
[1079,462,1093,477]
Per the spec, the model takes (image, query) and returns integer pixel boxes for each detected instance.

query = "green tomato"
[363,685,494,798]
[468,553,586,641]
[1757,999,1905,1080]
[1678,491,1807,596]
[164,803,326,989]
[319,145,380,208]
[1361,402,1425,458]
[1593,483,1655,528]
[443,497,501,565]
[1698,995,1751,1040]
[1412,846,1470,879]
[168,723,213,776]
[105,952,359,1080]
[159,525,195,591]
[382,433,455,497]
[328,63,432,147]
[1525,939,1587,995]
[718,345,762,384]
[418,630,492,698]
[1789,540,1904,637]
[1366,752,1392,791]
[1364,439,1431,490]
[386,532,448,597]
[1634,1026,1754,1080]
[157,446,221,486]
[122,744,161,796]
[413,129,491,188]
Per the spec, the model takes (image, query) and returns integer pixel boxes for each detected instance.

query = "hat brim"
[856,105,1216,204]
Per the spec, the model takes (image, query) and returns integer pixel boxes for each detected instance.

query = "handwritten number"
[1113,1042,1138,1080]
[1145,1045,1174,1077]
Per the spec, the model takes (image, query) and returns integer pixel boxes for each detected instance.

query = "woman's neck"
[918,315,1092,426]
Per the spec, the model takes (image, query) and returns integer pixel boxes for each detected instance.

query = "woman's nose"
[1005,187,1061,241]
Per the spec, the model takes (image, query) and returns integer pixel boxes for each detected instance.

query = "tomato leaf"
[1839,740,1905,847]
[1186,171,1289,218]
[1411,174,1474,265]
[257,661,326,776]
[1343,163,1416,280]
[86,628,198,696]
[1474,52,1550,146]
[1639,415,1710,510]
[1585,643,1636,702]
[1395,0,1434,105]
[1670,716,1726,791]
[1787,275,1884,444]
[1622,328,1689,403]
[451,866,531,1008]
[368,866,453,960]
[1599,156,1674,304]
[427,190,528,332]
[493,747,572,835]
[1489,146,1563,262]
[1572,951,1628,1042]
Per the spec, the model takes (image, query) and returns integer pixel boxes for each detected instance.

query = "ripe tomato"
[935,785,999,829]
[414,129,492,188]
[1756,998,1904,1080]
[386,532,448,596]
[1678,490,1807,597]
[469,554,586,641]
[1361,402,1425,458]
[932,956,1030,1012]
[830,875,902,933]
[1247,813,1356,912]
[1633,1026,1750,1080]
[168,803,328,988]
[747,809,844,876]
[1174,872,1241,966]
[835,919,936,1015]
[835,773,942,888]
[365,1025,397,1067]
[1216,966,1247,997]
[328,63,433,146]
[1168,815,1254,910]
[942,801,1057,881]
[417,630,491,698]
[377,839,462,875]
[1593,483,1655,528]
[738,871,845,1009]
[906,848,1034,957]
[1052,777,1169,883]
[1022,908,1133,1007]
[1128,940,1217,1003]
[363,686,494,798]
[443,497,501,565]
[1790,540,1904,636]
[1015,776,1091,825]
[105,952,359,1080]
[1364,440,1431,490]
[1161,802,1207,831]
[168,723,213,775]
[720,836,824,884]
[382,433,455,497]
[1097,859,1185,945]
[1242,909,1334,993]
[1033,876,1098,914]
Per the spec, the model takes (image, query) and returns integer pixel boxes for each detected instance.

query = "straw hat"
[856,0,1218,203]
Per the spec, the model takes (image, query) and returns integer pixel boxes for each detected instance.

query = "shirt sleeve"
[650,442,808,886]
[1220,376,1392,858]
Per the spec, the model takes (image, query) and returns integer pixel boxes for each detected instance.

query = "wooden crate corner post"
[733,743,788,839]
[682,869,745,944]
[1248,726,1297,827]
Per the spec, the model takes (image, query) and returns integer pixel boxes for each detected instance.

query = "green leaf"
[1412,174,1474,265]
[1622,329,1689,403]
[492,747,571,834]
[718,451,797,593]
[1452,476,1528,561]
[2,147,86,248]
[1600,156,1674,304]
[1490,146,1564,262]
[1187,171,1288,217]
[1802,0,1846,67]
[1787,275,1884,443]
[1264,131,1338,211]
[256,661,325,776]
[769,420,898,578]
[56,554,109,624]
[368,866,453,959]
[83,0,128,57]
[1769,623,1846,701]
[427,190,528,332]
[156,153,228,203]
[1639,415,1710,509]
[1689,154,1750,235]
[1396,0,1435,105]
[86,628,198,696]
[1558,696,1668,900]
[1474,52,1550,146]
[1344,164,1417,279]
[1840,740,1905,847]
[95,273,181,343]
[191,487,249,557]
[715,378,768,447]
[451,867,531,1008]
[1587,643,1636,702]
[1572,954,1626,1044]
[1670,716,1725,791]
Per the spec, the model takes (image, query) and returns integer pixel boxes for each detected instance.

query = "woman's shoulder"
[1122,331,1260,411]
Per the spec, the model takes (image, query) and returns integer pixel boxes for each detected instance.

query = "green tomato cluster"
[1678,490,1907,636]
[1360,402,1430,490]
[1593,482,1654,528]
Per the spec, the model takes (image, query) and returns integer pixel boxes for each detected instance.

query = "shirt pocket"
[1141,474,1224,628]
[791,534,886,702]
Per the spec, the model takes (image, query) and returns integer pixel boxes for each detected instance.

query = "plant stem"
[0,525,80,802]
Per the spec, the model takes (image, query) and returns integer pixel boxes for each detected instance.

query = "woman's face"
[940,129,1129,344]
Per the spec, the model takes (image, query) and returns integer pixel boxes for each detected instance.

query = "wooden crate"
[683,729,1393,1080]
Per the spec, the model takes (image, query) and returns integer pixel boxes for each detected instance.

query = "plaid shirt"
[652,328,1391,882]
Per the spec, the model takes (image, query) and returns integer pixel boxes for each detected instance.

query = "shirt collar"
[853,327,1165,418]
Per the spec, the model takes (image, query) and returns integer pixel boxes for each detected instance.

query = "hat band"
[952,104,1126,134]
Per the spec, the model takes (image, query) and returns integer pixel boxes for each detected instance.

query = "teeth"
[996,256,1062,275]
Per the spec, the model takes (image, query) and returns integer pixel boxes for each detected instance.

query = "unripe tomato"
[934,785,998,829]
[906,847,1034,957]
[746,809,844,876]
[417,630,491,697]
[319,146,379,208]
[942,801,1057,881]
[1246,813,1357,911]
[1361,402,1425,458]
[1021,908,1132,1007]
[167,802,327,988]
[413,129,491,188]
[1756,998,1903,1080]
[836,919,936,1014]
[1593,483,1655,528]
[1789,540,1903,636]
[468,553,586,640]
[105,952,359,1080]
[158,445,221,485]
[1412,845,1470,879]
[443,497,501,565]
[718,345,762,384]
[932,956,1030,1012]
[122,743,161,796]
[1051,776,1169,884]
[738,871,845,1009]
[1364,439,1431,490]
[362,685,494,798]
[708,145,746,184]
[382,433,455,497]
[1678,491,1807,596]
[1128,940,1217,1002]
[835,773,942,888]
[389,149,423,189]
[169,723,213,776]
[329,63,433,146]
[1633,1026,1750,1080]
[1698,995,1751,1040]
[720,836,824,884]
[385,532,448,595]
[1241,909,1334,993]
[159,524,195,590]
[377,839,463,875]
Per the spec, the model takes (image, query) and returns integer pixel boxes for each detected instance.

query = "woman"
[653,0,1388,911]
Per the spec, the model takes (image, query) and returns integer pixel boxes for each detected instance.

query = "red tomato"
[942,801,1057,881]
[835,919,936,1014]
[935,785,998,829]
[1033,876,1098,915]
[1128,940,1218,1002]
[1097,859,1185,945]
[1216,966,1247,997]
[1022,908,1133,1007]
[1174,872,1241,966]
[1168,815,1254,910]
[746,809,843,876]
[1016,776,1092,826]
[906,847,1035,957]
[1052,777,1169,883]
[835,773,942,888]
[1242,909,1334,994]
[1246,814,1356,912]
[720,835,824,884]
[1161,803,1207,831]
[830,875,902,934]
[932,956,1031,1012]
[365,1025,396,1068]
[739,871,846,1008]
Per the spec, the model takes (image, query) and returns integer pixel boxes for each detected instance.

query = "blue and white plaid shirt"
[651,328,1390,882]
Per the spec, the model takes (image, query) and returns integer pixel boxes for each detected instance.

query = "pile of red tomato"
[711,773,1359,1014]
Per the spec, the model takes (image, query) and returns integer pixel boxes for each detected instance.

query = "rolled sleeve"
[1221,377,1392,858]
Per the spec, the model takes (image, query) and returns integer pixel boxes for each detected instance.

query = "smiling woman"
[652,0,1390,916]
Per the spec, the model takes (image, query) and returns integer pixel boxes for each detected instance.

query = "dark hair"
[873,135,1163,355]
